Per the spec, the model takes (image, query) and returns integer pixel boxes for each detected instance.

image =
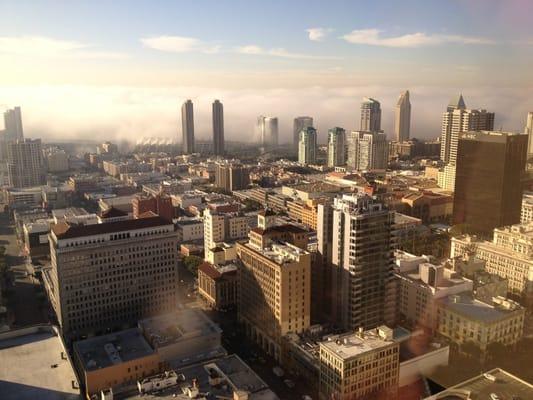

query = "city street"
[0,211,49,328]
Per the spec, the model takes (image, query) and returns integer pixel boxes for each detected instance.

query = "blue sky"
[0,0,531,142]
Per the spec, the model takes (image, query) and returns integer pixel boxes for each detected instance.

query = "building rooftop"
[198,262,238,280]
[139,309,222,350]
[320,326,409,360]
[243,241,309,265]
[424,368,533,400]
[51,215,171,240]
[73,328,155,371]
[115,354,278,400]
[439,294,523,323]
[0,325,80,400]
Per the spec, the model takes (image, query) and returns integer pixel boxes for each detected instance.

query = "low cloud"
[342,29,495,47]
[306,28,332,42]
[1,85,530,147]
[235,45,338,60]
[140,35,220,54]
[0,36,127,59]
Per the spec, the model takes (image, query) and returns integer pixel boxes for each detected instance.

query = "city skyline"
[0,1,531,142]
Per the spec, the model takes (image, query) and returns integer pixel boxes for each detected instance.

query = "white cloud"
[306,28,332,42]
[341,29,494,47]
[235,45,338,60]
[140,35,220,54]
[0,36,127,59]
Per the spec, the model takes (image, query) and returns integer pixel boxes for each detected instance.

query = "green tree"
[182,255,203,275]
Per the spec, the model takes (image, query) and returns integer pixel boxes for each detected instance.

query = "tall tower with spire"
[439,94,495,190]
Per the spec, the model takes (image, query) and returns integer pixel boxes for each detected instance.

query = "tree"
[182,255,203,276]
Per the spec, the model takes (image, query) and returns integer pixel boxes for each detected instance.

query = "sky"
[0,0,532,143]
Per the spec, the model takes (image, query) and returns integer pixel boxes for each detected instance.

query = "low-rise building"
[521,192,533,224]
[73,328,161,397]
[424,368,533,400]
[436,293,525,351]
[319,326,401,400]
[451,222,533,304]
[175,217,204,242]
[0,325,81,400]
[395,251,473,331]
[138,309,224,367]
[198,262,239,310]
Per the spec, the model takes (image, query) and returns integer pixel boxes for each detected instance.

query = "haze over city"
[1,0,532,142]
[1,2,533,400]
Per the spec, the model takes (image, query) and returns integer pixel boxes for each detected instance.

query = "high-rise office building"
[236,232,311,361]
[215,163,250,192]
[439,95,495,190]
[298,126,317,165]
[293,116,313,150]
[327,127,346,167]
[212,100,224,155]
[7,139,45,188]
[394,90,411,142]
[257,116,279,149]
[181,100,194,154]
[4,106,24,142]
[46,216,179,338]
[440,95,494,164]
[453,131,528,235]
[346,131,388,171]
[329,194,396,330]
[360,97,381,132]
[525,111,533,155]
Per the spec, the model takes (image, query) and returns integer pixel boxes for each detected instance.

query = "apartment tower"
[293,116,313,151]
[330,194,396,330]
[212,100,224,156]
[360,97,381,132]
[327,127,346,167]
[181,99,195,154]
[7,138,45,188]
[298,126,317,165]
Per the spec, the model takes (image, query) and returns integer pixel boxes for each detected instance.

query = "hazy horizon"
[1,0,532,143]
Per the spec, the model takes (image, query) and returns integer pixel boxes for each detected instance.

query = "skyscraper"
[298,126,317,165]
[212,99,224,155]
[215,163,250,192]
[360,97,381,132]
[439,95,495,190]
[257,116,279,148]
[453,131,528,235]
[7,138,45,188]
[293,116,313,150]
[525,111,533,155]
[4,106,24,142]
[327,127,346,167]
[330,194,396,330]
[346,131,388,171]
[181,99,194,154]
[440,95,494,164]
[394,90,411,142]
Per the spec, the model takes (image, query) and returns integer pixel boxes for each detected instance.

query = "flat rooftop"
[424,368,533,400]
[74,328,155,371]
[116,354,278,400]
[320,326,409,360]
[0,325,80,400]
[439,294,523,323]
[139,309,222,348]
